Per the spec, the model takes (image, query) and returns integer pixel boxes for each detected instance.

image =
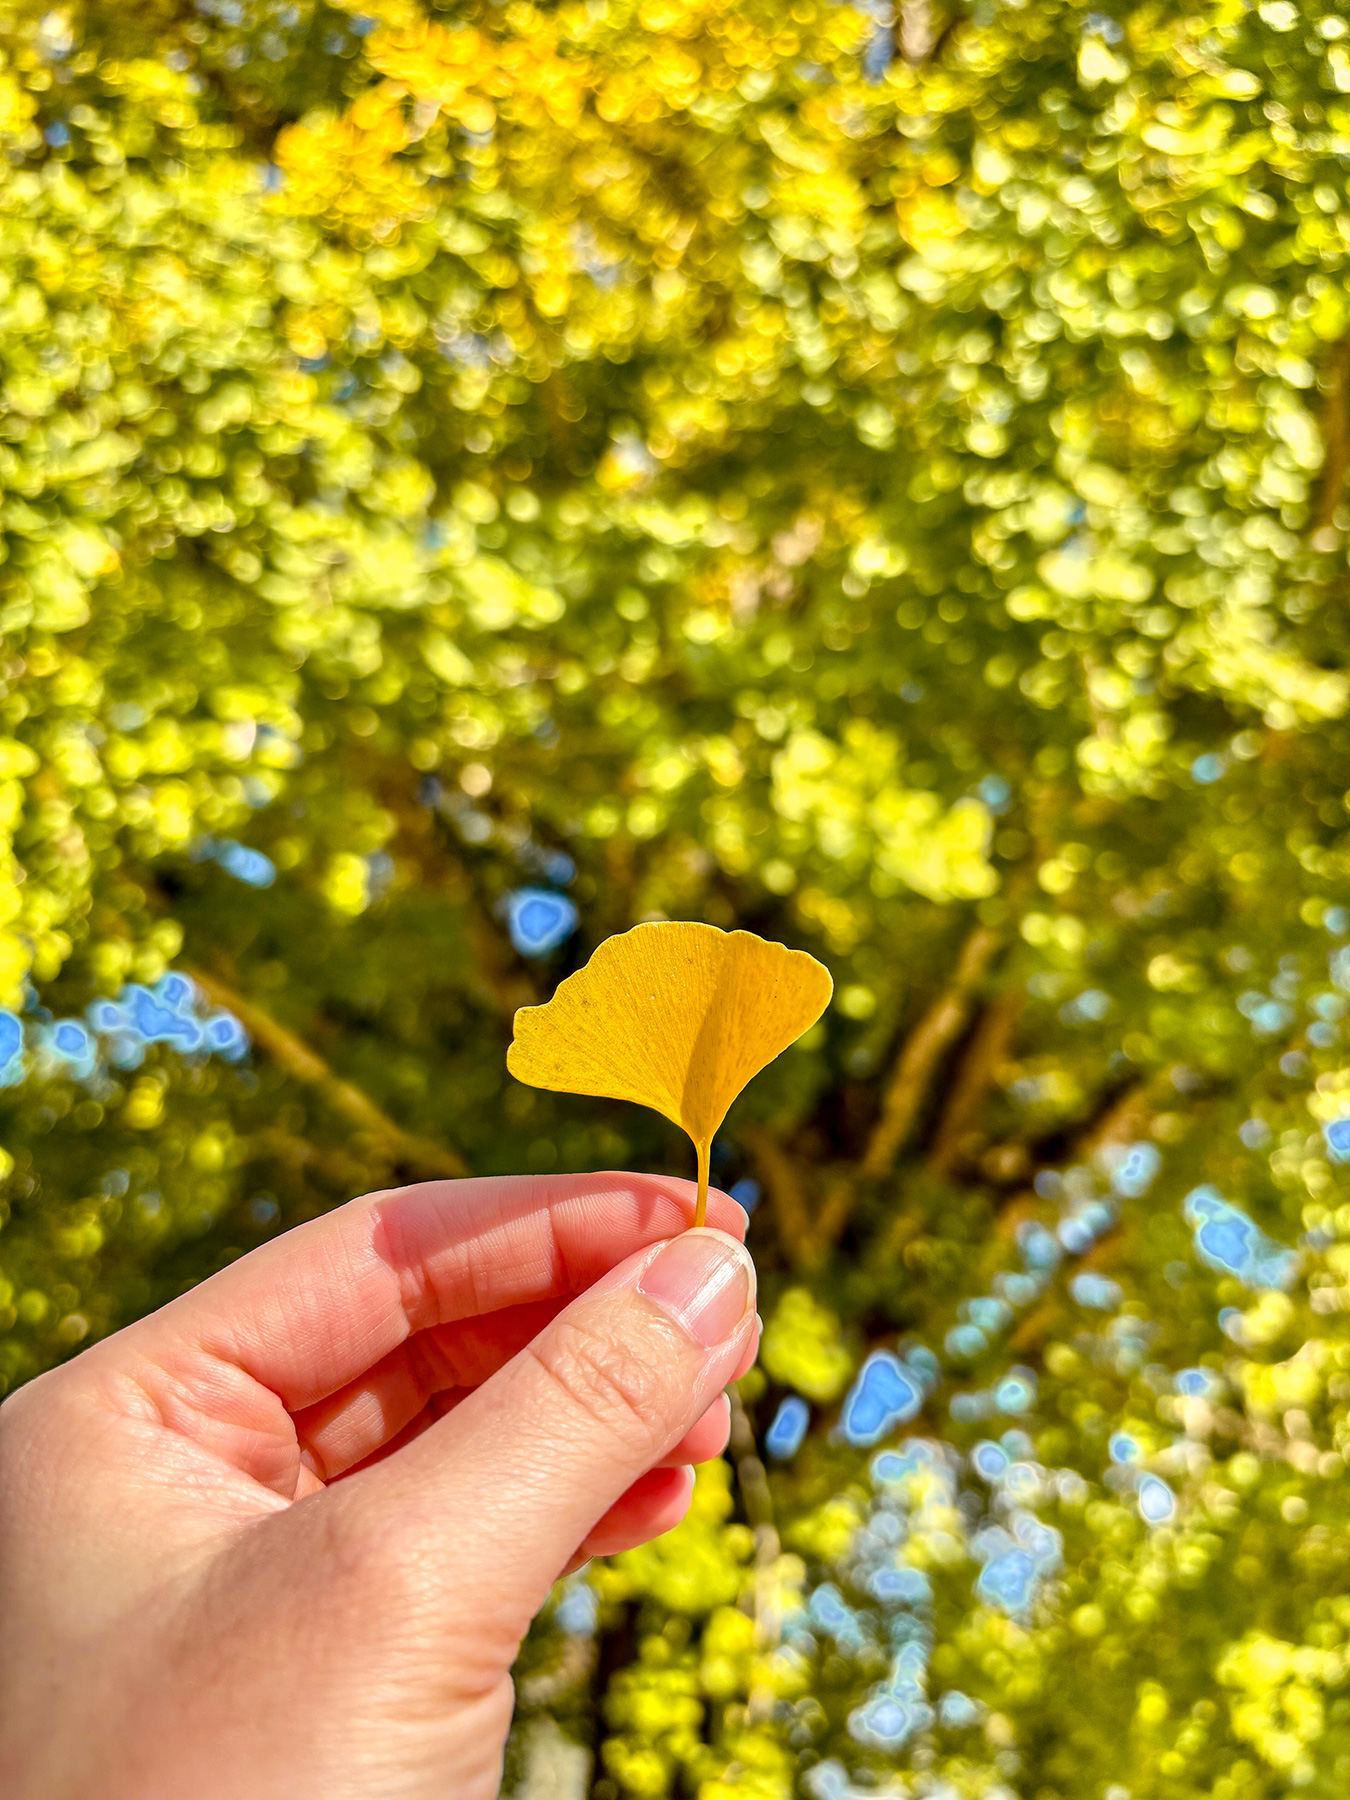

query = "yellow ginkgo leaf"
[507,922,833,1226]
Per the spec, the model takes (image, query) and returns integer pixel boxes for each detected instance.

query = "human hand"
[0,1174,758,1798]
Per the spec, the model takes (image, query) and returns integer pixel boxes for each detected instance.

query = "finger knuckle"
[526,1318,669,1462]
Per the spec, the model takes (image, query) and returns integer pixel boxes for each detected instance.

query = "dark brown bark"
[1316,336,1350,532]
[740,1120,815,1270]
[190,967,468,1180]
[926,990,1024,1179]
[859,924,1003,1180]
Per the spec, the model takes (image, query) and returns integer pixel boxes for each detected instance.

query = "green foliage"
[10,0,1350,1793]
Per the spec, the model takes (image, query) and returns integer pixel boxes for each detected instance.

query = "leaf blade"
[507,921,832,1222]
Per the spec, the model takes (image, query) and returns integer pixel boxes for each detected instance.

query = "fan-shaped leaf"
[508,922,832,1224]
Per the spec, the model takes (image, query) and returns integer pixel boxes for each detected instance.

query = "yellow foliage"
[274,88,427,231]
[1239,1339,1328,1415]
[605,1459,754,1613]
[784,1492,866,1564]
[772,724,998,902]
[367,20,497,133]
[0,68,35,142]
[759,1286,854,1402]
[1218,1631,1348,1781]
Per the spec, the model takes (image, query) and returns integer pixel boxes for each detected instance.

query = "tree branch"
[926,989,1023,1179]
[728,1384,776,1538]
[248,1125,384,1198]
[739,1120,816,1270]
[900,0,934,62]
[1005,1077,1166,1357]
[859,925,1003,1180]
[1317,335,1350,533]
[796,927,1005,1265]
[803,1170,861,1268]
[1079,1078,1156,1159]
[189,968,468,1181]
[727,1384,784,1726]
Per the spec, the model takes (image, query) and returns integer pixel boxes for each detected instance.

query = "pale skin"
[0,1173,760,1799]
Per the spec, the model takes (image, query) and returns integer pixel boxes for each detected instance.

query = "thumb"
[340,1228,756,1633]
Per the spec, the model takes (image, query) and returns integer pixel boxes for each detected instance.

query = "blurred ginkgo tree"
[9,0,1350,1794]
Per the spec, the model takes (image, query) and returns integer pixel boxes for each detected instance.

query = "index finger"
[110,1174,748,1413]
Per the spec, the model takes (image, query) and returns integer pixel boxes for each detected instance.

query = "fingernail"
[637,1229,755,1348]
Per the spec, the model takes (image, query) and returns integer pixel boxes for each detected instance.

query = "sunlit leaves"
[7,0,1350,1792]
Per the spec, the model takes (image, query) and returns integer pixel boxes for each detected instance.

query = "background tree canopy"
[10,0,1350,1791]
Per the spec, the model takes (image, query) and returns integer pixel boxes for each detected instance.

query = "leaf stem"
[695,1137,711,1228]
